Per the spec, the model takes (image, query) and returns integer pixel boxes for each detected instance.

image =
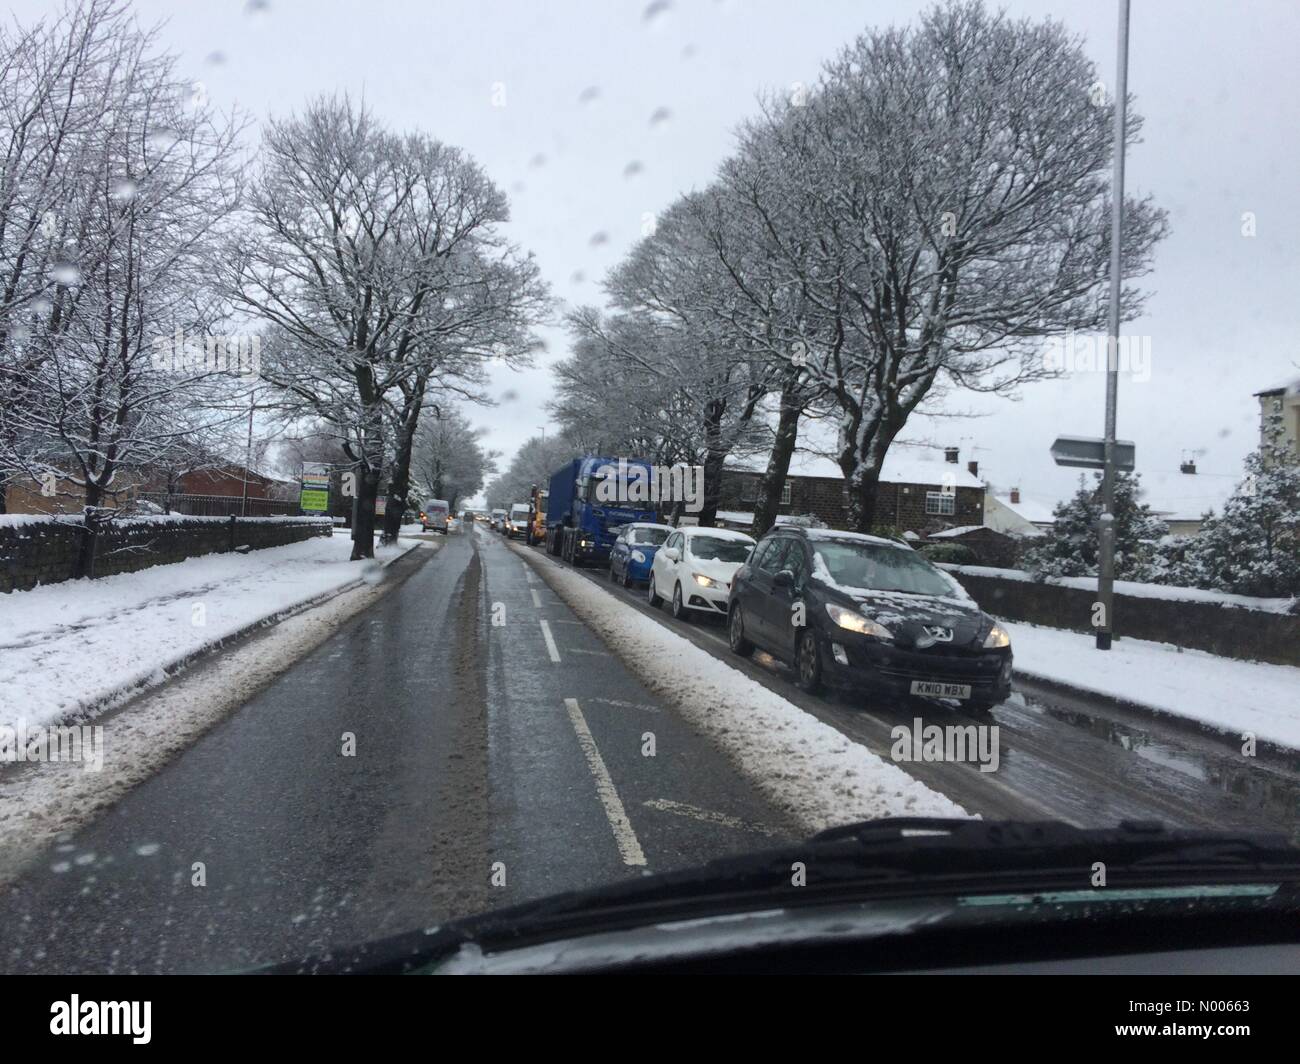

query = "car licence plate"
[910,680,972,699]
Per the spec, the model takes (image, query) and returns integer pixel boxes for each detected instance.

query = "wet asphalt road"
[0,525,795,974]
[553,543,1300,843]
[3,522,1297,973]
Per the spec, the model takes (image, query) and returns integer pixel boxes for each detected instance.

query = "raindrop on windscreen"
[9,324,30,343]
[649,106,672,128]
[623,160,644,178]
[32,296,53,316]
[245,0,271,22]
[49,261,81,286]
[146,126,178,151]
[529,153,547,168]
[588,231,609,246]
[500,389,519,403]
[682,43,697,60]
[206,51,226,66]
[643,0,672,24]
[570,270,586,284]
[135,843,160,857]
[578,86,600,105]
[361,560,383,586]
[111,177,138,202]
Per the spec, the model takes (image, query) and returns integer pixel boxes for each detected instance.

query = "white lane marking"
[564,647,609,657]
[588,697,660,713]
[538,619,561,663]
[565,698,647,866]
[530,588,542,608]
[642,798,783,837]
[523,566,537,584]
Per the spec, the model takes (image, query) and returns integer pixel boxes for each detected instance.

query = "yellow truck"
[527,486,549,546]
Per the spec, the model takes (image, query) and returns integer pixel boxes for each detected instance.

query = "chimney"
[1180,459,1197,474]
[967,460,979,477]
[944,447,959,464]
[1009,487,1021,504]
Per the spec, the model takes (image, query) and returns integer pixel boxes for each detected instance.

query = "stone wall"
[942,565,1300,667]
[0,515,333,593]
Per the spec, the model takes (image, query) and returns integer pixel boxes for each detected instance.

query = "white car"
[647,526,756,621]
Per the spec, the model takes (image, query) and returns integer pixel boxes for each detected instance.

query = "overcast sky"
[14,0,1298,506]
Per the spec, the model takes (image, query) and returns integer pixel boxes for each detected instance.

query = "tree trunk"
[751,378,802,537]
[351,467,380,560]
[382,427,416,544]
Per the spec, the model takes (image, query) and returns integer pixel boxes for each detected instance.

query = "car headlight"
[983,624,1011,649]
[631,550,646,563]
[693,573,718,588]
[825,603,893,640]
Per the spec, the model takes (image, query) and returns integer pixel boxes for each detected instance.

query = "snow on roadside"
[0,535,421,733]
[515,547,969,832]
[0,572,404,886]
[1003,620,1300,750]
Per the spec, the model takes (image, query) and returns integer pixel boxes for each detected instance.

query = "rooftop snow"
[726,450,984,488]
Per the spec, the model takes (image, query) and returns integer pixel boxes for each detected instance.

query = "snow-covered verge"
[1003,620,1300,750]
[513,545,969,832]
[0,571,408,886]
[0,535,422,733]
[940,563,1297,615]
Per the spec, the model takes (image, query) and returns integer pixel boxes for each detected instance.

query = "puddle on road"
[1008,693,1300,834]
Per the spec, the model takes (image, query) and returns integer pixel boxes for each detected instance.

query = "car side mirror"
[664,547,681,562]
[773,569,795,589]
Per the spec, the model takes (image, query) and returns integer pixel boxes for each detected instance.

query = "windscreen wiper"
[268,819,1300,974]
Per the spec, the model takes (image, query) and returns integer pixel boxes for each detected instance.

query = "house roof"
[991,491,1056,525]
[927,524,996,540]
[1137,470,1240,522]
[1254,376,1300,397]
[726,450,984,489]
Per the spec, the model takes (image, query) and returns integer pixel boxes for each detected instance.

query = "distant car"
[490,508,507,532]
[422,500,449,534]
[506,503,531,539]
[647,527,756,621]
[608,523,672,587]
[726,527,1012,709]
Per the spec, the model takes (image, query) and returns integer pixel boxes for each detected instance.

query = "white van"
[422,499,450,534]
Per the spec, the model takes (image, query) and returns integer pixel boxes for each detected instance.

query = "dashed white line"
[565,698,647,866]
[530,588,542,608]
[538,619,561,663]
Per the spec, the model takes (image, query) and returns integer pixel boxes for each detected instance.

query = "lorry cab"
[545,456,660,566]
[527,488,549,546]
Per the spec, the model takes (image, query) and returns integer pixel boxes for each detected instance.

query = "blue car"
[608,523,673,587]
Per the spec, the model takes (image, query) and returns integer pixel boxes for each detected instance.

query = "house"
[1135,463,1239,537]
[1254,377,1300,463]
[717,447,986,534]
[982,487,1054,538]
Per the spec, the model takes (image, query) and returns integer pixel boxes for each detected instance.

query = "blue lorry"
[545,456,660,565]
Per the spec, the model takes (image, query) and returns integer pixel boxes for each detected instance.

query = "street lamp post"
[1097,0,1131,651]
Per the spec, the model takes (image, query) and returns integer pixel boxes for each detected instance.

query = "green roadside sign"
[300,462,331,513]
[300,488,329,512]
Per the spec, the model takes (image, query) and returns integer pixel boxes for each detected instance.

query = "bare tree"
[729,0,1168,531]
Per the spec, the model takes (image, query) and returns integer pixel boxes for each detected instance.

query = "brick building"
[717,449,985,535]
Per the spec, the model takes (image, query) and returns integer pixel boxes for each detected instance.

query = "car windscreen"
[811,540,955,597]
[689,536,752,563]
[630,528,670,546]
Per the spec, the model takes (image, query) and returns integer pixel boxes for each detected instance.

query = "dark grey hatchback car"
[727,528,1013,711]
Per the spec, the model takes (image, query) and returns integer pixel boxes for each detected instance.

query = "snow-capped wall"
[0,514,332,593]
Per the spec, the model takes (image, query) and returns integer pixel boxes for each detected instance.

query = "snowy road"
[0,524,801,973]
[1,521,1296,974]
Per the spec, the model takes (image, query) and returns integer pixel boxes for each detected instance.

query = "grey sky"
[14,0,1298,507]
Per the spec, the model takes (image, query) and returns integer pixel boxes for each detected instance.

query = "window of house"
[780,483,792,505]
[925,490,955,515]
